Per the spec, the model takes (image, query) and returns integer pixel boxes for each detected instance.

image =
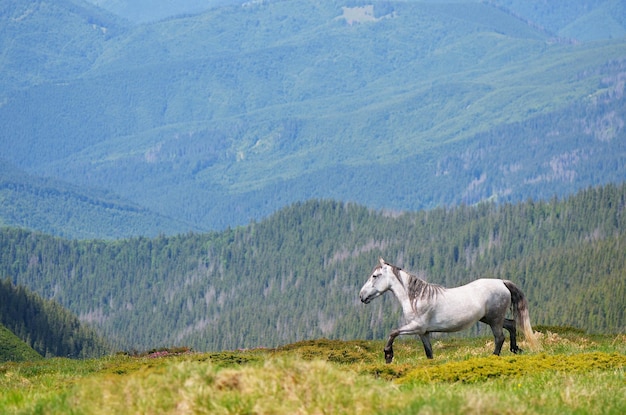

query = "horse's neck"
[389,269,417,314]
[392,269,442,315]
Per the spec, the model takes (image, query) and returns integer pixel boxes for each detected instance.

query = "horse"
[359,258,539,363]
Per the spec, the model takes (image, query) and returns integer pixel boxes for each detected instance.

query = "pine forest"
[0,183,624,353]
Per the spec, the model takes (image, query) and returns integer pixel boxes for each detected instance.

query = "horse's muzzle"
[359,293,371,304]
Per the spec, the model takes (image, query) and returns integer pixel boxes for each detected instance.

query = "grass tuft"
[399,352,626,384]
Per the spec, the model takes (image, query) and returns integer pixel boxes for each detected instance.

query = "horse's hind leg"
[488,323,506,355]
[419,333,433,359]
[503,318,522,354]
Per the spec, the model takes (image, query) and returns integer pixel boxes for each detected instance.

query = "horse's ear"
[379,257,385,266]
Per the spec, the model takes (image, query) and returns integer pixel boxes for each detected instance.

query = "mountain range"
[1,0,625,238]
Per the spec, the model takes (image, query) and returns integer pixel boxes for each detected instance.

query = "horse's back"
[445,279,511,314]
[467,278,512,315]
[423,279,510,332]
[452,278,509,297]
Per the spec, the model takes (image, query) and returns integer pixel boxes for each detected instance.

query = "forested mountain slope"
[0,160,201,239]
[0,324,42,363]
[86,0,238,23]
[0,0,128,90]
[494,0,626,41]
[1,0,625,237]
[0,279,109,358]
[1,184,624,352]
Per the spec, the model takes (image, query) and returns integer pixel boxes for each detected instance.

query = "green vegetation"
[1,183,624,352]
[0,324,42,363]
[1,332,624,414]
[0,279,110,358]
[401,352,626,384]
[85,0,237,23]
[0,160,200,239]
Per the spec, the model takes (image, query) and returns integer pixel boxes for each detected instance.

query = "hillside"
[494,0,626,41]
[0,0,128,90]
[1,0,625,237]
[0,278,110,358]
[0,159,201,239]
[0,324,42,363]
[86,0,239,23]
[1,183,624,352]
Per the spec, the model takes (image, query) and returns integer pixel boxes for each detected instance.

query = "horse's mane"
[389,264,443,303]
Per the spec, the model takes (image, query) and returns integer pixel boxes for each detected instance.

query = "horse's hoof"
[511,347,523,354]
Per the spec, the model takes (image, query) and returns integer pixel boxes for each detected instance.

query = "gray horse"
[359,258,539,363]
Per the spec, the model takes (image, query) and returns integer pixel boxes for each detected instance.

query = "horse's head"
[359,258,395,304]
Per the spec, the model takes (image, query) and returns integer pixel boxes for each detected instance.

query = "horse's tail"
[503,280,540,351]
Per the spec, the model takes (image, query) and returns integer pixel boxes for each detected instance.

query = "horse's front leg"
[384,330,400,363]
[384,322,422,363]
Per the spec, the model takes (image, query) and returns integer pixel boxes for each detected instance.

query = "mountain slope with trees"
[1,0,625,237]
[0,278,110,358]
[0,0,128,90]
[1,183,624,352]
[0,159,202,239]
[85,0,238,23]
[0,323,42,363]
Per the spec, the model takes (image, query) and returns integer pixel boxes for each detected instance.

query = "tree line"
[0,183,624,352]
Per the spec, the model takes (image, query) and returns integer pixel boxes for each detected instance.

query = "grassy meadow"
[1,328,624,414]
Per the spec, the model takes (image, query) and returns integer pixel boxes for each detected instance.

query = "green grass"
[0,325,42,363]
[1,331,624,414]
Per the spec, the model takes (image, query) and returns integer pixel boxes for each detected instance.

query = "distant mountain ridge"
[0,159,199,239]
[0,0,128,90]
[1,0,625,238]
[491,0,626,41]
[86,0,239,23]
